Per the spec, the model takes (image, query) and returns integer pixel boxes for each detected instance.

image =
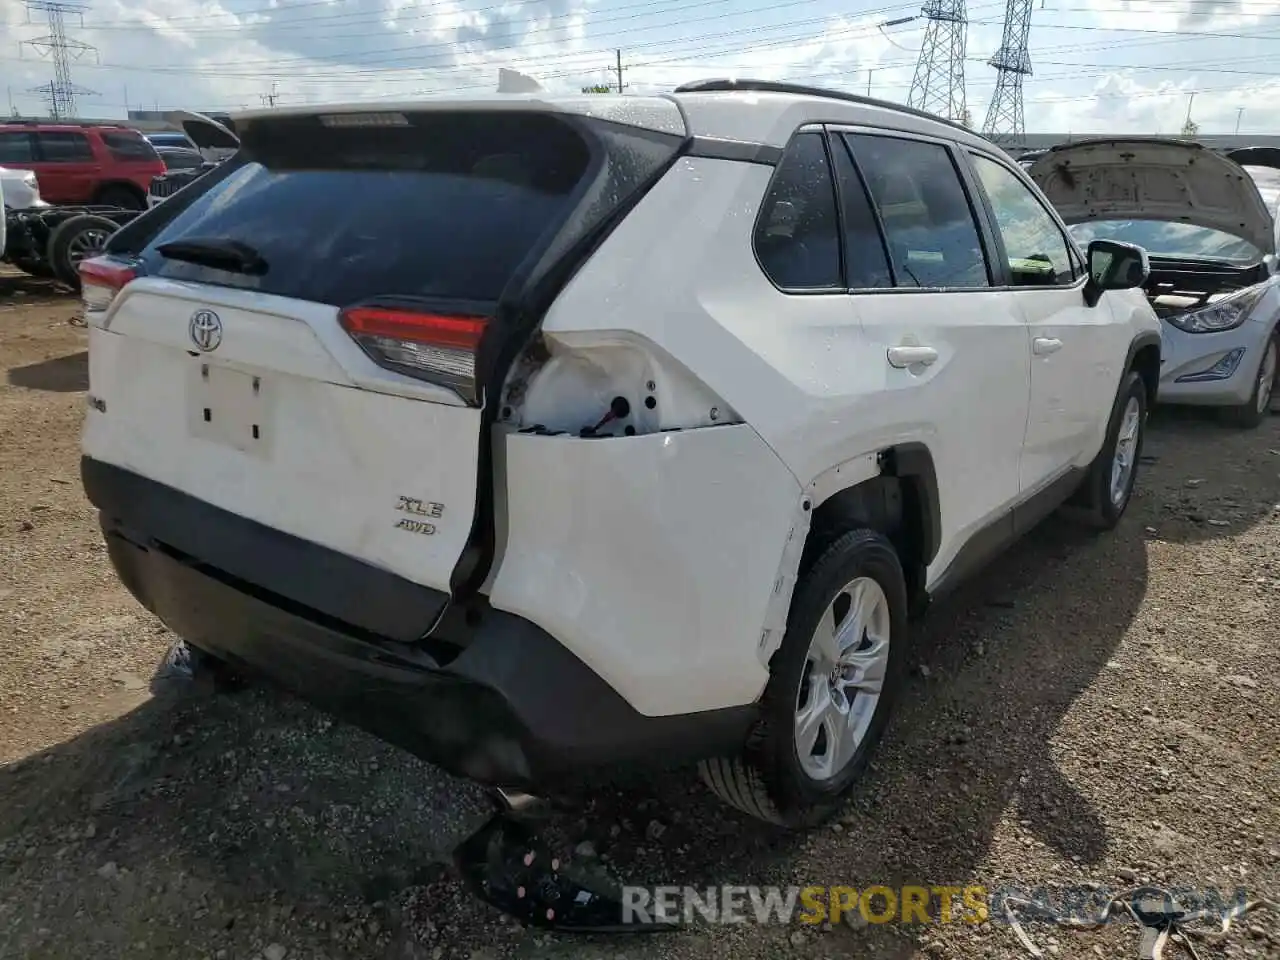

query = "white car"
[1029,139,1279,428]
[0,165,45,211]
[76,80,1160,828]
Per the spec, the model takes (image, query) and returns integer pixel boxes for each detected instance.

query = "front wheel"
[1220,334,1278,429]
[1069,368,1148,530]
[699,528,907,829]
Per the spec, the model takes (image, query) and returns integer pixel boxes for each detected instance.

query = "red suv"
[0,121,165,210]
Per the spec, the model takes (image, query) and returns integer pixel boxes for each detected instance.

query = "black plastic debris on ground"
[453,809,681,934]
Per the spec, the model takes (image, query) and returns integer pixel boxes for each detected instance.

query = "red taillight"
[79,256,137,318]
[338,306,488,404]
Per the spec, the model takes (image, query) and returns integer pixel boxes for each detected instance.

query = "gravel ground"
[1,272,1278,960]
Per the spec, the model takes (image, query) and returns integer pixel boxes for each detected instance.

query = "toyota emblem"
[189,309,223,352]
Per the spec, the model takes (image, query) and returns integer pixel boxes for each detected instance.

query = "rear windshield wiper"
[156,237,268,275]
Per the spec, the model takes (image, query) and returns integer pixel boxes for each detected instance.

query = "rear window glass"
[102,130,159,162]
[132,111,596,307]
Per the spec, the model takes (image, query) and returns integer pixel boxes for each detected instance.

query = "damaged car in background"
[1029,138,1279,427]
[146,111,240,208]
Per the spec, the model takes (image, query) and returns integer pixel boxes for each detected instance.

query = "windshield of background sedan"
[1067,220,1263,264]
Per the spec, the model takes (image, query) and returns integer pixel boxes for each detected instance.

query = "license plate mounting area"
[186,361,275,456]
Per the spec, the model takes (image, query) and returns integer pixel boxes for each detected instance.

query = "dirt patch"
[1,289,1277,960]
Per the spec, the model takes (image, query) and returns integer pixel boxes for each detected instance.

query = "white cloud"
[0,0,1277,136]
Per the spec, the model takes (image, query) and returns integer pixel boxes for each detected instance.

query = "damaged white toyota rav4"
[79,80,1161,828]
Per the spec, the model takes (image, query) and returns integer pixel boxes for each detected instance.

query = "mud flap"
[452,802,682,934]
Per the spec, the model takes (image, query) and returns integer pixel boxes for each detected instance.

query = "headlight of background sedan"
[1166,284,1266,333]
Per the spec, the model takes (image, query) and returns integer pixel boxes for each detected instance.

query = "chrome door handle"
[886,345,939,368]
[1033,337,1063,356]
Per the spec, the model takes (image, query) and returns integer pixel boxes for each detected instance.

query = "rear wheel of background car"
[1068,368,1148,531]
[699,528,907,829]
[94,185,144,210]
[1220,334,1278,429]
[46,214,118,289]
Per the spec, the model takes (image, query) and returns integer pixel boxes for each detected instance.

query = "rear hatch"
[82,101,686,637]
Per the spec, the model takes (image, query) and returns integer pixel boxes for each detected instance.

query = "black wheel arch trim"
[1123,330,1162,401]
[877,441,941,568]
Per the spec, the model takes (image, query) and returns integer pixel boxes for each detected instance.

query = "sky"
[1,0,1278,135]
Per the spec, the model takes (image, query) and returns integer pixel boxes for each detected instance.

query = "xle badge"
[394,496,444,536]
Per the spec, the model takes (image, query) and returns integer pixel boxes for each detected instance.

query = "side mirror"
[1083,239,1150,307]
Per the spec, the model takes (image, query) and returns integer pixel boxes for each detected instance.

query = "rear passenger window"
[754,132,842,291]
[843,134,990,289]
[828,139,893,289]
[37,131,94,162]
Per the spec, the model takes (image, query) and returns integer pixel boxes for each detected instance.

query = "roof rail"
[671,78,987,140]
[0,118,129,129]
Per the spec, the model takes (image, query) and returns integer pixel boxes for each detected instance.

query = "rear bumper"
[83,457,755,790]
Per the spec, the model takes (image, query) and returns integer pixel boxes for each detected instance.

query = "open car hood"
[160,110,240,151]
[1027,138,1275,257]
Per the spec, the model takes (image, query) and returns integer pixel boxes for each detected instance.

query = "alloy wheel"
[1109,395,1142,507]
[794,576,891,782]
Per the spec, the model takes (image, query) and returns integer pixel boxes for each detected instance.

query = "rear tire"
[699,528,907,829]
[1219,334,1278,429]
[1069,369,1148,531]
[46,214,118,289]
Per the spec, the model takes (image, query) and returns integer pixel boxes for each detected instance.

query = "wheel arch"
[1124,330,1162,408]
[798,442,940,610]
[92,179,146,206]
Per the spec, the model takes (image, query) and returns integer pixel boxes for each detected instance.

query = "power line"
[5,3,1280,116]
[3,1,1273,84]
[20,0,98,119]
[908,0,969,122]
[982,0,1035,136]
[610,49,628,92]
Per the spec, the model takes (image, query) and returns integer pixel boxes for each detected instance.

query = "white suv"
[78,80,1161,828]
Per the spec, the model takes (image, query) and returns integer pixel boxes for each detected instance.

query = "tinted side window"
[0,132,34,163]
[102,130,159,162]
[754,132,842,291]
[970,153,1076,285]
[37,132,94,162]
[844,134,990,289]
[829,138,893,289]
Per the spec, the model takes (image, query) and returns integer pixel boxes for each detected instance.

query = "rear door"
[99,129,164,185]
[33,130,100,203]
[84,105,685,625]
[831,129,1033,583]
